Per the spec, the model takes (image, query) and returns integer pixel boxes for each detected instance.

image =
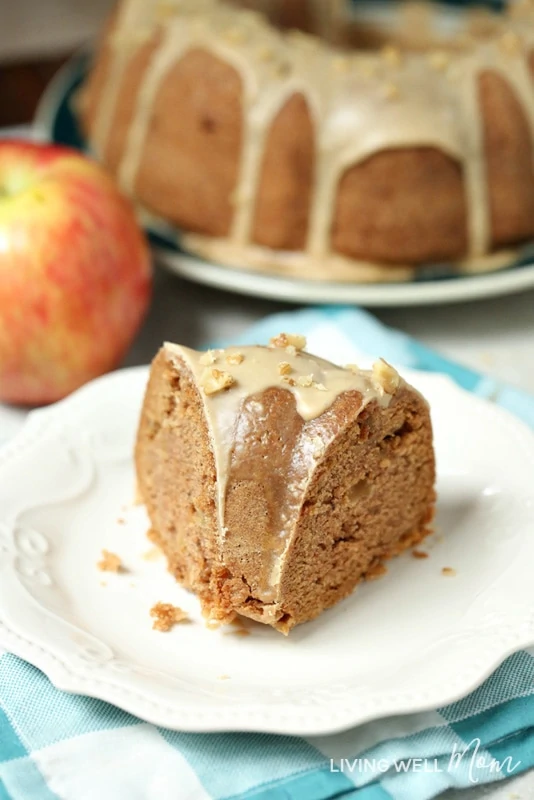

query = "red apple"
[0,140,151,406]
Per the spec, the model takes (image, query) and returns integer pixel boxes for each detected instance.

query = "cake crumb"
[366,562,388,580]
[278,361,292,376]
[441,567,456,577]
[99,580,107,587]
[199,349,218,366]
[202,368,236,395]
[269,332,306,351]
[142,546,162,561]
[311,436,325,459]
[296,374,314,388]
[117,517,125,525]
[206,619,221,630]
[97,549,123,573]
[224,617,251,637]
[412,550,429,559]
[150,602,189,632]
[226,352,244,366]
[314,382,327,391]
[218,674,230,680]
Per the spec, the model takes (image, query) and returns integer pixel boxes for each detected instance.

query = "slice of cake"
[135,335,435,634]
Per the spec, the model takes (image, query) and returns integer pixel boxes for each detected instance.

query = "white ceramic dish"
[35,54,534,308]
[1,362,534,735]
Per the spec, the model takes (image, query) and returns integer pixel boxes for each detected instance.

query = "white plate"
[1,365,534,735]
[35,54,534,308]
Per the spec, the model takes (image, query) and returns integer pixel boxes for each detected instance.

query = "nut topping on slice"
[372,359,401,394]
[278,361,292,376]
[202,368,236,395]
[296,374,314,388]
[199,349,219,366]
[269,333,307,351]
[281,376,297,387]
[226,352,244,366]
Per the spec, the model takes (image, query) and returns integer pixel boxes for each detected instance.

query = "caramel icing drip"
[97,0,534,267]
[164,340,400,598]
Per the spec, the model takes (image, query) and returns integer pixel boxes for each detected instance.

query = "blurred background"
[0,0,113,127]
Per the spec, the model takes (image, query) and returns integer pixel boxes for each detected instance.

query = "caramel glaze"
[90,0,534,276]
[165,342,403,602]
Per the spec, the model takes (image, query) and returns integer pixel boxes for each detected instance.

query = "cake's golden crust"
[252,93,315,251]
[480,70,534,249]
[332,147,468,264]
[135,48,243,237]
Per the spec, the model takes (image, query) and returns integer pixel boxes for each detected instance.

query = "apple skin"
[0,140,151,405]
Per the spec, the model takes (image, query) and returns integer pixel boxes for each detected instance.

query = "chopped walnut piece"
[150,602,189,632]
[296,374,314,388]
[281,376,297,387]
[269,332,307,351]
[372,359,401,394]
[441,567,457,577]
[278,361,292,376]
[285,345,297,357]
[412,550,429,559]
[202,368,236,395]
[97,549,123,573]
[314,382,327,391]
[226,352,244,366]
[199,349,219,366]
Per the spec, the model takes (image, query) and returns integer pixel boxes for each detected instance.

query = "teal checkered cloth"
[1,306,533,800]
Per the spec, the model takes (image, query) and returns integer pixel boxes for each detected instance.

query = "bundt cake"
[135,336,436,633]
[81,0,534,281]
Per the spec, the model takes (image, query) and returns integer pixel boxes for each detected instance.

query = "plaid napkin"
[1,305,534,800]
